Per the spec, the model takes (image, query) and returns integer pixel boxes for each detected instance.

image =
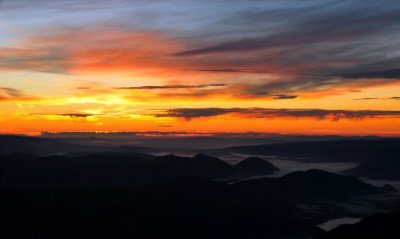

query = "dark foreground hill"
[314,211,400,239]
[0,153,278,188]
[236,169,393,201]
[1,178,318,239]
[225,138,400,162]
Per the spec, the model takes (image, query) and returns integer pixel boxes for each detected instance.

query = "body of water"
[318,217,362,231]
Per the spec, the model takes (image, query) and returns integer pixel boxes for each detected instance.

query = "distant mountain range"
[41,132,381,149]
[224,138,400,162]
[344,157,400,180]
[0,134,388,157]
[3,150,393,199]
[2,135,400,181]
[0,135,102,155]
[2,151,393,201]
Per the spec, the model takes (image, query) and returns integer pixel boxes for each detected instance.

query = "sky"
[0,0,399,136]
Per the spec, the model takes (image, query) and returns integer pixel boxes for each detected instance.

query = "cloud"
[354,97,380,100]
[272,95,297,100]
[78,82,301,101]
[354,96,400,100]
[114,84,226,90]
[1,0,400,100]
[388,97,400,100]
[0,47,69,73]
[58,113,95,118]
[167,1,400,96]
[339,68,400,79]
[127,80,374,100]
[194,69,270,73]
[0,87,36,101]
[175,3,400,56]
[0,29,186,76]
[0,87,21,98]
[150,83,299,99]
[76,86,92,90]
[36,113,96,118]
[153,107,400,121]
[349,90,363,93]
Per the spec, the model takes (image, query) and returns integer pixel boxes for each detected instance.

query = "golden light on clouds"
[0,1,399,136]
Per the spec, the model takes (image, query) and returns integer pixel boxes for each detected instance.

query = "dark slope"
[226,138,400,162]
[152,153,235,179]
[0,153,277,188]
[314,211,400,239]
[344,157,400,180]
[234,156,279,176]
[1,178,318,239]
[236,169,388,200]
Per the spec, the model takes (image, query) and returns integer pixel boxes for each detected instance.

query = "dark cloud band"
[339,69,400,79]
[36,113,96,118]
[153,108,400,121]
[115,84,226,90]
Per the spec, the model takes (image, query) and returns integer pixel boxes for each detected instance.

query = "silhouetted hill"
[236,169,388,201]
[234,156,279,176]
[0,153,277,188]
[1,178,318,239]
[152,153,235,179]
[344,158,400,180]
[314,211,400,239]
[226,139,400,162]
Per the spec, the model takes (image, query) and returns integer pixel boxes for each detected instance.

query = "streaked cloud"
[272,95,298,100]
[194,69,271,73]
[154,108,400,121]
[32,113,97,119]
[115,84,226,90]
[1,0,399,93]
[0,87,36,101]
[354,96,400,101]
[56,113,96,118]
[340,68,400,79]
[354,97,380,101]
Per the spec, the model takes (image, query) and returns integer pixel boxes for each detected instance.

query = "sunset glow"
[1,0,399,136]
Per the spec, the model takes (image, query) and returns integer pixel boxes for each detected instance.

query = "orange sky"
[0,0,399,136]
